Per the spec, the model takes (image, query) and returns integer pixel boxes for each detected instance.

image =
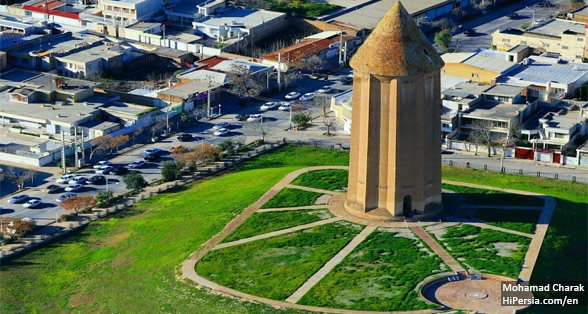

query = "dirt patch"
[309,209,333,219]
[108,232,131,247]
[493,242,520,257]
[315,194,332,205]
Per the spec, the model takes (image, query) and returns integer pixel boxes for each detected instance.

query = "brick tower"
[345,1,444,219]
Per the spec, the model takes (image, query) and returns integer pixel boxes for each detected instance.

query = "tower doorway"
[403,195,412,216]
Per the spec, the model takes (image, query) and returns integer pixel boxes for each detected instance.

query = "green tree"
[123,171,148,191]
[292,112,312,129]
[96,190,114,206]
[571,0,584,4]
[161,161,182,182]
[434,28,452,53]
[218,139,236,155]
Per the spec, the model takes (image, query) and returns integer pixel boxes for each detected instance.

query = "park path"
[518,196,556,282]
[213,217,341,250]
[411,226,466,274]
[463,222,534,238]
[285,225,377,304]
[257,205,330,212]
[285,184,344,195]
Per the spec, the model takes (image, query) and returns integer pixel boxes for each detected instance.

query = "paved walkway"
[411,226,466,274]
[285,184,344,195]
[463,222,534,238]
[286,225,377,303]
[518,196,556,282]
[213,217,341,250]
[181,167,556,313]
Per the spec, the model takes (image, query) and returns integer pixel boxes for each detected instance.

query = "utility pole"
[81,130,85,167]
[206,75,212,120]
[74,126,79,169]
[60,130,66,174]
[277,52,281,92]
[338,31,344,67]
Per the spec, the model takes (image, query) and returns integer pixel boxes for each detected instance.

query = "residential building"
[496,54,588,100]
[535,103,588,150]
[441,82,491,138]
[54,43,128,78]
[491,18,586,62]
[100,0,163,22]
[329,89,352,134]
[441,50,519,85]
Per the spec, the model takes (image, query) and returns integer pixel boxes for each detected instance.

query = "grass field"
[436,224,531,278]
[290,169,349,191]
[260,188,324,209]
[0,147,584,314]
[472,208,541,234]
[197,221,363,300]
[298,229,444,311]
[222,209,333,243]
[442,183,545,207]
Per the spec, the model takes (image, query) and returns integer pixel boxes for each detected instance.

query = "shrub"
[161,161,182,182]
[123,171,148,191]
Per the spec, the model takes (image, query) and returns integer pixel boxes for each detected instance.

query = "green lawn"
[442,183,544,207]
[291,169,348,191]
[0,146,348,314]
[473,208,541,234]
[436,224,531,278]
[197,221,363,300]
[222,209,333,243]
[260,188,324,209]
[0,147,584,314]
[298,229,444,311]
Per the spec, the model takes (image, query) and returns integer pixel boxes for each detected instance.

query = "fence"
[442,159,587,184]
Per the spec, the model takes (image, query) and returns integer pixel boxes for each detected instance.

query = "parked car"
[310,73,327,80]
[234,114,250,121]
[143,153,160,161]
[340,76,353,85]
[213,128,230,136]
[300,93,316,101]
[177,133,193,141]
[42,184,61,194]
[506,13,518,19]
[23,199,42,208]
[93,161,111,169]
[110,167,128,175]
[212,122,231,130]
[68,176,87,185]
[8,194,29,204]
[285,92,300,100]
[95,166,114,174]
[128,160,147,169]
[142,148,161,156]
[260,102,278,111]
[278,102,293,111]
[56,192,77,203]
[247,114,264,122]
[65,184,83,192]
[56,174,76,184]
[537,1,553,7]
[462,29,476,36]
[317,86,332,93]
[87,175,106,185]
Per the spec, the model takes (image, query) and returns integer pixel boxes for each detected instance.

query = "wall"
[442,63,499,85]
[493,30,584,62]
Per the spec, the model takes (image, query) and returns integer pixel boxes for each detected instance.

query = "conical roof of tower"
[350,1,444,77]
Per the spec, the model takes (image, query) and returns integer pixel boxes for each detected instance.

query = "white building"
[100,0,163,23]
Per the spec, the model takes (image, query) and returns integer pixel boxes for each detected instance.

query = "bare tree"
[89,135,112,160]
[149,119,168,141]
[1,217,35,240]
[468,119,499,157]
[314,95,331,117]
[323,118,334,136]
[499,119,521,170]
[282,70,301,89]
[297,56,325,75]
[247,118,274,142]
[226,64,264,102]
[6,169,29,190]
[469,0,492,12]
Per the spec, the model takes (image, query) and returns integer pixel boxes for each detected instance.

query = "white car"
[8,194,29,204]
[68,176,87,185]
[278,102,293,111]
[247,114,264,122]
[142,147,161,156]
[213,128,230,136]
[65,184,83,192]
[93,161,111,169]
[300,93,316,101]
[56,193,77,203]
[95,166,114,174]
[23,199,42,208]
[317,86,332,93]
[285,92,300,100]
[129,160,147,169]
[56,174,76,184]
[260,102,278,111]
[212,122,231,130]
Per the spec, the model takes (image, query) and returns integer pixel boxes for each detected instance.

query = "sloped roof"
[349,1,444,77]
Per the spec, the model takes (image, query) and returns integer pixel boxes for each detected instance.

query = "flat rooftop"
[464,101,528,121]
[195,8,285,28]
[158,80,210,98]
[497,56,588,86]
[10,33,103,55]
[442,82,490,98]
[0,69,99,94]
[55,44,122,63]
[483,84,525,98]
[528,18,586,37]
